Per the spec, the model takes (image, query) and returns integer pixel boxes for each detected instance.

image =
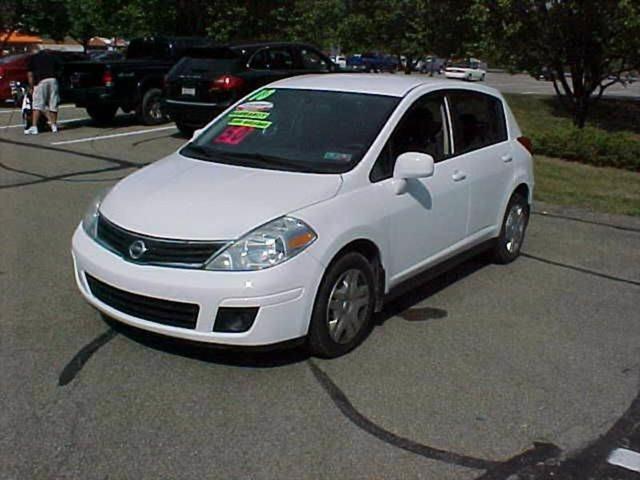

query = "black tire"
[175,122,194,138]
[138,88,167,125]
[86,105,118,124]
[308,252,376,358]
[493,193,529,264]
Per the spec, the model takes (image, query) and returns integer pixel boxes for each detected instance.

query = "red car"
[0,51,88,104]
[0,53,29,103]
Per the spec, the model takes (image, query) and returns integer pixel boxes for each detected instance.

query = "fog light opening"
[213,307,259,333]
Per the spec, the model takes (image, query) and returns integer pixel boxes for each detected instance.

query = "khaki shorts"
[33,78,60,112]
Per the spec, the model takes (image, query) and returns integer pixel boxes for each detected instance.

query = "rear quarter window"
[448,91,507,154]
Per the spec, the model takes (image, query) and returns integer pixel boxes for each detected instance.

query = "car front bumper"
[71,225,325,346]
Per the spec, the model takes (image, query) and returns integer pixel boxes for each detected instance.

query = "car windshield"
[180,88,399,174]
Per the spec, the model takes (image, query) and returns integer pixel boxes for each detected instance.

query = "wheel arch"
[136,75,164,102]
[322,238,386,312]
[494,180,533,235]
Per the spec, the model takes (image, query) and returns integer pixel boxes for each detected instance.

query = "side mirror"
[191,128,204,140]
[392,152,435,194]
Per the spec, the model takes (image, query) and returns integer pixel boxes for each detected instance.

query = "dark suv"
[162,42,336,136]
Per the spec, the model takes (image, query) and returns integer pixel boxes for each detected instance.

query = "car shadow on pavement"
[100,314,311,368]
[375,252,491,326]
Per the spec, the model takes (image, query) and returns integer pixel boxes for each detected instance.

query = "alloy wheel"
[326,269,371,344]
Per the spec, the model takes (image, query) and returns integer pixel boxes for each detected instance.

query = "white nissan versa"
[72,74,533,357]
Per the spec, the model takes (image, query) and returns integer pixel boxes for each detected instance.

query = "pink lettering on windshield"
[213,126,253,145]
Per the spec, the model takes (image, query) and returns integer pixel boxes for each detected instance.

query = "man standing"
[25,49,61,135]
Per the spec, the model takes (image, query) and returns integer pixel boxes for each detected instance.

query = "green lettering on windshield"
[248,89,276,101]
[228,118,272,130]
[229,110,271,120]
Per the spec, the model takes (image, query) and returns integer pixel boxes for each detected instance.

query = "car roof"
[225,41,316,49]
[270,73,501,98]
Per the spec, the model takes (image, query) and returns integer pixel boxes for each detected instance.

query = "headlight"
[206,216,317,271]
[82,188,110,239]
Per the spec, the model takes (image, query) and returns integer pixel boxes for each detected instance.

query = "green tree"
[1,0,70,51]
[337,0,475,71]
[476,0,640,127]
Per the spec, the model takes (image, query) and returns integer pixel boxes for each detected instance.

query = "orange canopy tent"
[1,31,43,44]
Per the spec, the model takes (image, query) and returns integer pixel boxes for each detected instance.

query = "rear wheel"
[138,88,166,125]
[86,105,118,124]
[175,122,194,138]
[308,252,376,358]
[493,193,529,264]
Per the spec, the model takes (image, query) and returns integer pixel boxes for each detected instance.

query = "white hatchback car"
[72,74,533,357]
[444,62,486,81]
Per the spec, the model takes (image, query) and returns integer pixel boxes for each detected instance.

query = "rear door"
[446,90,513,235]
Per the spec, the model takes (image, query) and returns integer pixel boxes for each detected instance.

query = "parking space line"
[0,117,88,130]
[50,125,177,145]
[607,448,640,473]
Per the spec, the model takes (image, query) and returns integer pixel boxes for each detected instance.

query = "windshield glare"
[181,88,399,174]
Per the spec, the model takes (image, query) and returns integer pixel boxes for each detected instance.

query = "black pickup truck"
[62,37,214,125]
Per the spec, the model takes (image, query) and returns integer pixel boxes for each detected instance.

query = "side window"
[249,49,269,69]
[267,47,294,69]
[249,48,294,70]
[448,91,507,154]
[300,48,329,71]
[370,94,450,182]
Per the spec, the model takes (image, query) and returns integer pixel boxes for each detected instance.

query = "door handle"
[452,170,467,182]
[502,153,513,163]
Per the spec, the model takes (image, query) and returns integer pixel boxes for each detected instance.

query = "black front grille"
[97,215,225,267]
[86,274,199,329]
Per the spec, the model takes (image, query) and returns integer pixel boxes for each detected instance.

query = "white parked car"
[72,74,533,357]
[445,61,486,81]
[333,55,347,69]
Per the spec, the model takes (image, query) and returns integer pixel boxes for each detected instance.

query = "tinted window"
[371,94,449,182]
[181,89,399,174]
[300,48,329,71]
[448,91,507,154]
[250,48,294,70]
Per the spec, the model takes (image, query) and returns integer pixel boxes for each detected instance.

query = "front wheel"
[493,193,529,264]
[138,88,167,125]
[308,252,376,358]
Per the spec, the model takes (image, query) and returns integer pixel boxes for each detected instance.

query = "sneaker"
[51,124,58,133]
[24,126,38,135]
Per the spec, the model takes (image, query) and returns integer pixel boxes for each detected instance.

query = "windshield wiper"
[219,151,312,172]
[180,143,213,160]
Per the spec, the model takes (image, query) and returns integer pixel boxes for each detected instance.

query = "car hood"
[99,153,342,240]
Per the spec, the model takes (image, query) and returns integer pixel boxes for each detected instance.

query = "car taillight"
[517,136,533,154]
[209,75,244,91]
[102,71,114,87]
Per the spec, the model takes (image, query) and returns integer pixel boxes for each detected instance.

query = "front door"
[371,92,470,284]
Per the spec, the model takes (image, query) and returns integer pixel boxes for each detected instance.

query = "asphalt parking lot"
[1,93,640,479]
